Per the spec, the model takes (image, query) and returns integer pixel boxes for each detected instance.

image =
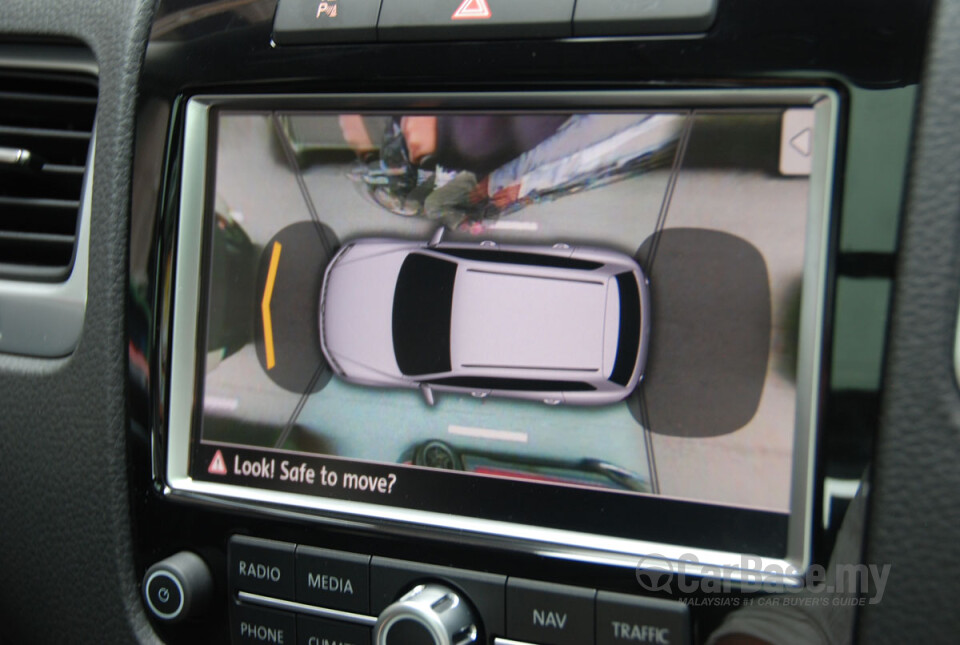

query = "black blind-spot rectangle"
[392,253,456,376]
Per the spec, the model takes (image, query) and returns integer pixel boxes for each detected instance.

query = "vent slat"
[0,129,91,166]
[42,164,85,175]
[0,195,80,210]
[0,66,96,281]
[0,91,97,105]
[0,230,75,245]
[0,125,91,141]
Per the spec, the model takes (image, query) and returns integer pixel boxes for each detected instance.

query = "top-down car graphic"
[319,229,650,406]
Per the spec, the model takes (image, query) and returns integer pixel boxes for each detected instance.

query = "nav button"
[230,535,297,600]
[506,578,595,645]
[596,591,691,645]
[296,545,371,613]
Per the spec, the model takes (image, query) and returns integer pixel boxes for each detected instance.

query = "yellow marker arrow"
[261,241,282,370]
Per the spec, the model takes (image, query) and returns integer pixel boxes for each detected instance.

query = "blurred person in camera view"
[341,112,684,230]
[401,114,571,230]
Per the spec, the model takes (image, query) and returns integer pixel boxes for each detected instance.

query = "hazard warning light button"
[378,0,575,41]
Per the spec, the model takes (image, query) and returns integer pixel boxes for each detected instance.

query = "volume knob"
[375,583,479,645]
[142,551,213,623]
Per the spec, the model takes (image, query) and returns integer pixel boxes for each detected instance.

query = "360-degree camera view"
[200,109,816,512]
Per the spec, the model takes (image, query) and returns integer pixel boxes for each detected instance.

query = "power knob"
[375,583,480,645]
[142,551,213,623]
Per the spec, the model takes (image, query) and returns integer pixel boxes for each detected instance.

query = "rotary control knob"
[375,583,480,645]
[142,551,213,623]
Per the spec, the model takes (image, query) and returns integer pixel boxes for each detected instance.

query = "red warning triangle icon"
[208,450,228,475]
[452,0,491,20]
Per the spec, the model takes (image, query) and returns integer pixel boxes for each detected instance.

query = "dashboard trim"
[237,591,378,626]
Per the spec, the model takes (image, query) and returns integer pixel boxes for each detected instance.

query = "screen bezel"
[163,90,840,586]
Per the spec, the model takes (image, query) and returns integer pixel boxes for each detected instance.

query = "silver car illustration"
[319,229,650,406]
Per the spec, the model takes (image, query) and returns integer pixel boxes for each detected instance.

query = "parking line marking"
[488,220,538,231]
[448,425,529,443]
[204,396,239,412]
[261,241,282,370]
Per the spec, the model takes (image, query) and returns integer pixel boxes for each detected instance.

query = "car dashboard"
[2,1,960,644]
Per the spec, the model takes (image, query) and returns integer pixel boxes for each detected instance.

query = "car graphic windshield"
[609,271,642,386]
[392,252,457,376]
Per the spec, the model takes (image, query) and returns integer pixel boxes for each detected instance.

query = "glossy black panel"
[126,0,931,642]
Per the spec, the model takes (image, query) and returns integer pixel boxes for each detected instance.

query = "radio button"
[230,536,297,600]
[596,591,690,645]
[298,615,372,645]
[232,603,297,645]
[296,545,371,613]
[506,578,595,645]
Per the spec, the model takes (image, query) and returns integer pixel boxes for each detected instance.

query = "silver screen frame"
[163,90,839,587]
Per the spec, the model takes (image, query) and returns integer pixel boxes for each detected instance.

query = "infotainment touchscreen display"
[167,92,838,580]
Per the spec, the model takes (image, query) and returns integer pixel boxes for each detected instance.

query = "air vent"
[0,67,97,281]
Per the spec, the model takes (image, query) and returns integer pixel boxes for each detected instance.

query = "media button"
[230,535,297,600]
[596,591,690,645]
[296,545,371,613]
[233,603,297,645]
[298,615,372,645]
[506,578,595,645]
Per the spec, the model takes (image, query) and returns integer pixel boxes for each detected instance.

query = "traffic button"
[596,591,690,645]
[230,535,297,600]
[378,0,575,41]
[506,578,595,645]
[274,0,383,45]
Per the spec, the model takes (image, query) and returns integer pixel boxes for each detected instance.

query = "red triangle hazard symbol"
[452,0,491,20]
[208,450,228,475]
